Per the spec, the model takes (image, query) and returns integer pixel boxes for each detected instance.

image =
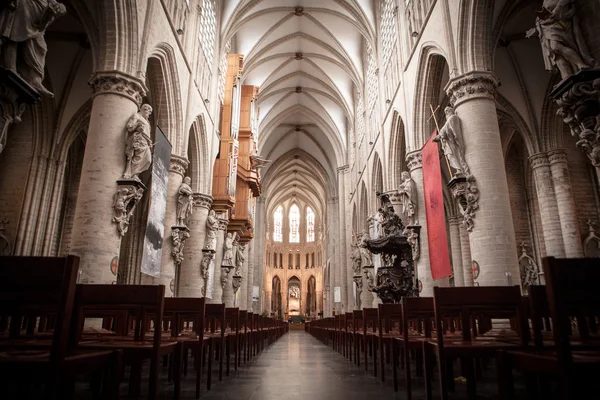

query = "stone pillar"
[70,72,147,284]
[548,149,584,257]
[448,216,464,287]
[529,153,566,257]
[210,212,229,304]
[265,290,272,315]
[406,150,435,296]
[157,156,188,294]
[178,193,212,297]
[446,72,519,286]
[459,223,474,286]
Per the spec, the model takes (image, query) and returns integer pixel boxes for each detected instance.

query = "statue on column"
[176,177,193,226]
[0,0,66,97]
[235,242,245,276]
[526,0,596,80]
[123,104,153,181]
[222,232,234,267]
[434,106,470,177]
[358,231,373,267]
[397,171,418,226]
[350,235,362,276]
[112,186,144,236]
[204,210,218,251]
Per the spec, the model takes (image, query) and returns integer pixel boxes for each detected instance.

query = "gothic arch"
[388,111,407,189]
[97,0,139,74]
[187,115,210,193]
[456,0,494,73]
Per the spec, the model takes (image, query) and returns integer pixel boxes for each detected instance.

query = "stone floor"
[155,329,514,400]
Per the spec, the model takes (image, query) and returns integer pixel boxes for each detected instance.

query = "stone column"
[446,72,519,286]
[548,149,584,257]
[529,153,566,257]
[178,193,213,297]
[157,156,188,294]
[210,212,229,304]
[448,216,464,287]
[459,223,474,286]
[70,72,147,284]
[406,150,435,296]
[265,290,272,315]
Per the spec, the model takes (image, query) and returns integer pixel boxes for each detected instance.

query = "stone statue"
[235,243,245,275]
[176,177,193,226]
[358,231,373,267]
[123,104,153,181]
[204,210,218,251]
[222,232,234,267]
[171,229,189,266]
[350,236,362,275]
[112,186,144,236]
[526,0,596,80]
[0,0,66,97]
[397,171,418,226]
[434,106,470,177]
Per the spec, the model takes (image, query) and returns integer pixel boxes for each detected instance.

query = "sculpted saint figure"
[176,177,193,226]
[350,236,362,275]
[434,107,469,177]
[235,243,246,275]
[123,104,153,181]
[204,210,218,251]
[358,231,373,267]
[526,0,595,80]
[397,171,418,226]
[0,0,66,97]
[222,233,234,267]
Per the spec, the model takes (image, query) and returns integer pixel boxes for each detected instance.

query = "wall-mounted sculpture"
[518,242,539,293]
[176,177,193,227]
[112,186,144,236]
[123,104,153,181]
[397,171,418,226]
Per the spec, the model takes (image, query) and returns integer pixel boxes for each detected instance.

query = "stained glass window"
[306,207,315,242]
[289,204,300,243]
[273,206,283,242]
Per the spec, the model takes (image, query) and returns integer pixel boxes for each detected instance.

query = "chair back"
[433,286,528,347]
[402,297,434,338]
[0,255,80,366]
[205,303,226,338]
[377,304,403,337]
[72,284,165,343]
[164,297,206,337]
[362,308,378,334]
[543,257,600,367]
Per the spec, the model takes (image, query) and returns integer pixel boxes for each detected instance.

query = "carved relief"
[222,232,235,267]
[353,275,363,309]
[403,226,420,262]
[204,210,219,251]
[448,176,479,232]
[123,104,153,181]
[583,220,600,258]
[112,183,145,236]
[518,243,539,293]
[171,227,190,267]
[176,177,193,226]
[397,171,418,226]
[447,73,498,107]
[434,107,470,178]
[90,73,146,105]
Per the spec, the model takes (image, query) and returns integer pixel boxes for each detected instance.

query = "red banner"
[422,132,452,280]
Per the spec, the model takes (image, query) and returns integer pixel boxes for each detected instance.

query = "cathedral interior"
[1,0,600,399]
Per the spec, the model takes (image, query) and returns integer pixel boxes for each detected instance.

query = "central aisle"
[198,329,400,400]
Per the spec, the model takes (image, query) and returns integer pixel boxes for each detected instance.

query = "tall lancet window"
[273,206,283,242]
[306,207,315,242]
[289,204,300,243]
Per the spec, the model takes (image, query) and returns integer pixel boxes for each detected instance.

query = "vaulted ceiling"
[222,0,376,218]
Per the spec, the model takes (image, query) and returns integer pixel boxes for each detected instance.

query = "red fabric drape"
[422,132,452,280]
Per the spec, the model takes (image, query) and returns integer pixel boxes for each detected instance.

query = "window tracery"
[306,207,315,242]
[289,204,300,243]
[273,205,283,242]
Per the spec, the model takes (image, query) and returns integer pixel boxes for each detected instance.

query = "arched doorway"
[287,276,301,317]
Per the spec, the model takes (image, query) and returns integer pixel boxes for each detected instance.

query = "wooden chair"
[204,303,225,390]
[392,297,435,398]
[71,284,182,400]
[163,297,206,399]
[224,307,239,376]
[497,257,600,399]
[377,303,403,383]
[353,310,363,366]
[362,308,379,376]
[0,255,121,400]
[344,312,354,362]
[424,286,528,400]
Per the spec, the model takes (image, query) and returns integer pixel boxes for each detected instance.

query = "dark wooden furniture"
[204,303,225,390]
[0,255,121,400]
[497,257,600,399]
[377,303,403,383]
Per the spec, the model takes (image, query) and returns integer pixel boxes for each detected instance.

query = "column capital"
[192,192,213,210]
[445,71,499,107]
[89,71,148,106]
[548,148,568,165]
[170,155,189,177]
[406,150,422,172]
[529,152,550,170]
